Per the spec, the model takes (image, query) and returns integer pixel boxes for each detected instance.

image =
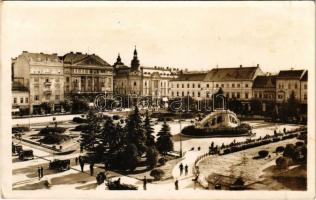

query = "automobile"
[49,159,71,172]
[12,145,23,155]
[18,150,34,160]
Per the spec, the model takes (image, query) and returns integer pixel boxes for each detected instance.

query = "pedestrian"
[40,166,44,178]
[175,179,179,190]
[79,158,84,172]
[80,145,83,153]
[143,176,147,190]
[90,163,94,176]
[75,157,78,165]
[184,164,188,176]
[37,166,41,180]
[179,163,184,176]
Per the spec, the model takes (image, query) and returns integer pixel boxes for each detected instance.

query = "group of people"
[179,163,189,176]
[75,156,94,176]
[37,166,44,180]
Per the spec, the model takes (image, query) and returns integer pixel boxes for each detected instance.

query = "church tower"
[131,46,140,71]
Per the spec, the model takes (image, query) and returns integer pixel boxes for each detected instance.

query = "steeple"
[113,53,124,68]
[131,46,140,71]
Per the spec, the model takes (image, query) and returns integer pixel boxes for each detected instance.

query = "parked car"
[49,159,70,172]
[12,145,23,155]
[18,150,34,160]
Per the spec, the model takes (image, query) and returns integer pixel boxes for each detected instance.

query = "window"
[237,84,240,88]
[304,94,307,100]
[182,91,184,96]
[172,91,174,97]
[134,82,137,86]
[66,77,70,82]
[56,95,60,100]
[187,91,190,95]
[34,77,39,82]
[192,84,195,88]
[13,98,17,104]
[304,84,307,89]
[295,83,298,89]
[198,92,200,97]
[20,98,23,103]
[245,84,249,88]
[259,92,262,99]
[35,95,39,101]
[245,92,249,99]
[232,84,235,88]
[254,93,258,98]
[278,94,283,99]
[177,84,179,88]
[216,84,219,88]
[232,92,235,98]
[182,84,184,88]
[192,92,195,97]
[187,83,190,88]
[198,84,201,88]
[237,92,240,99]
[221,84,224,88]
[177,92,179,97]
[206,84,209,88]
[25,98,28,103]
[145,82,147,86]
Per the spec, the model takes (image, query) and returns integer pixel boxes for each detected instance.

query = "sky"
[1,1,315,73]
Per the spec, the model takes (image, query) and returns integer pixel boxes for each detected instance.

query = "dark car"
[18,150,34,160]
[12,144,23,155]
[49,159,71,172]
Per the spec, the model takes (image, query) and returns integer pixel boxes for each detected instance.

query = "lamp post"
[179,110,183,157]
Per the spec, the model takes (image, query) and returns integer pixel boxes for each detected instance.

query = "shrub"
[150,169,165,181]
[258,150,269,158]
[295,141,304,147]
[39,127,66,135]
[275,156,289,169]
[39,134,71,144]
[158,157,166,166]
[283,144,296,158]
[276,146,285,153]
[73,117,87,123]
[112,115,120,120]
[146,148,159,169]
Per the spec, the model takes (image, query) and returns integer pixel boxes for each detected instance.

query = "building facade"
[12,51,64,114]
[12,82,30,116]
[252,75,276,102]
[113,48,178,100]
[62,52,113,99]
[276,69,307,103]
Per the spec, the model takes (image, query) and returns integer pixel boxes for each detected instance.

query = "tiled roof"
[253,75,276,88]
[12,82,29,92]
[21,52,62,63]
[204,66,260,81]
[301,70,308,81]
[174,72,207,81]
[62,52,111,66]
[277,70,305,79]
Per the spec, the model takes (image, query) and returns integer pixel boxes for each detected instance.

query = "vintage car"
[18,150,34,160]
[12,144,23,155]
[49,159,71,172]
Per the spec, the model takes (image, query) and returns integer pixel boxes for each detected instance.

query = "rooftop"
[253,75,276,88]
[277,69,305,79]
[173,72,207,81]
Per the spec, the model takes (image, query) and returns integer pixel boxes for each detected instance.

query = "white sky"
[1,1,315,73]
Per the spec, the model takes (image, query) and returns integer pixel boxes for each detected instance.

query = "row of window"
[33,95,60,101]
[278,83,307,90]
[171,91,249,99]
[13,97,28,104]
[277,93,307,100]
[172,83,249,89]
[73,69,108,74]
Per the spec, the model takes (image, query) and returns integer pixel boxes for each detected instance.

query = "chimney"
[22,51,28,53]
[240,64,242,68]
[257,64,259,67]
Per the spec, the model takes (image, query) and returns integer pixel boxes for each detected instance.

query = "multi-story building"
[203,65,264,101]
[276,69,307,103]
[169,72,208,99]
[252,75,276,101]
[113,48,178,100]
[12,82,30,116]
[62,52,113,99]
[12,51,64,114]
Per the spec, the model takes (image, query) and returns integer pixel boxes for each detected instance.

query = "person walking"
[179,163,184,176]
[143,176,147,190]
[184,164,188,176]
[79,158,84,172]
[175,179,179,190]
[89,163,94,176]
[75,157,78,165]
[37,166,41,180]
[40,166,44,178]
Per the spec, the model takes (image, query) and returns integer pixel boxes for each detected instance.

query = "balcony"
[43,90,52,95]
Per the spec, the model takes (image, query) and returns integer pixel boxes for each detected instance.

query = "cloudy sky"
[2,1,315,73]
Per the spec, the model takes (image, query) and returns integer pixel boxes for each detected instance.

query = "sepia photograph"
[0,1,315,199]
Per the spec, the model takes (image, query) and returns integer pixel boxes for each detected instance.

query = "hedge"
[39,127,66,135]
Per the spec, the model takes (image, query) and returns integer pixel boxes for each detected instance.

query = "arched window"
[134,82,137,86]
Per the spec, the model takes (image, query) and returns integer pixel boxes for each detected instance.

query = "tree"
[146,147,159,169]
[126,106,147,155]
[150,169,165,181]
[71,97,89,114]
[156,121,173,155]
[121,143,139,171]
[144,111,155,147]
[60,100,71,112]
[40,102,51,114]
